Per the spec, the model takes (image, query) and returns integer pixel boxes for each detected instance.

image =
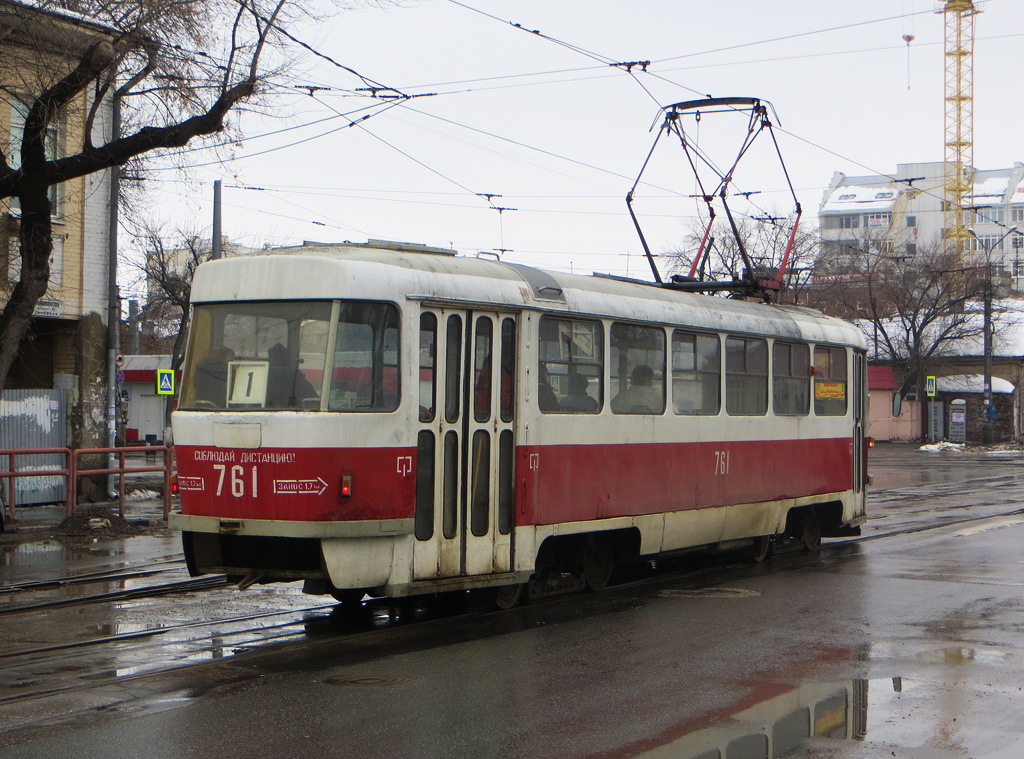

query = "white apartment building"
[819,162,1024,287]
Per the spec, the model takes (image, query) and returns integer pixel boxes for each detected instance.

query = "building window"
[874,191,894,200]
[906,215,917,228]
[839,215,859,230]
[866,213,891,228]
[1011,205,1024,223]
[838,193,856,201]
[975,206,1004,225]
[972,236,1006,253]
[9,99,62,217]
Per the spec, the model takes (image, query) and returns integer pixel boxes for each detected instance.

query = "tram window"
[442,430,458,539]
[470,430,490,536]
[725,336,768,416]
[611,323,665,415]
[327,302,400,412]
[538,316,603,414]
[772,342,810,416]
[419,313,437,422]
[179,301,331,411]
[499,318,516,423]
[672,331,720,415]
[414,431,435,541]
[814,346,848,416]
[444,315,462,424]
[498,430,514,534]
[473,317,493,423]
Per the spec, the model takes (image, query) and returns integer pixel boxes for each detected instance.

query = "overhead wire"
[140,4,1018,259]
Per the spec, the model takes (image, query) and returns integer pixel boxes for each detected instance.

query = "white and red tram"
[170,240,868,603]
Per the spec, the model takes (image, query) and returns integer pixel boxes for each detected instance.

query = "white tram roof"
[190,241,866,348]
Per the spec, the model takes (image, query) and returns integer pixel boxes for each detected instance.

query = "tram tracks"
[2,500,1023,735]
[0,575,228,616]
[0,557,186,595]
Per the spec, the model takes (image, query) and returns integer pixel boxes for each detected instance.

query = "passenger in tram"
[193,346,235,407]
[266,343,318,409]
[560,372,599,412]
[537,364,559,412]
[611,364,663,414]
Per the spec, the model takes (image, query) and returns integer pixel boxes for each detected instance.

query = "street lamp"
[967,225,1018,444]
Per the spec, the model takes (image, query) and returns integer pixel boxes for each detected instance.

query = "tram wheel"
[799,511,822,552]
[329,587,368,605]
[751,535,774,562]
[582,535,614,592]
[493,583,525,610]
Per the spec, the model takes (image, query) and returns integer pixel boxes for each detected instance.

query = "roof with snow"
[937,374,1014,394]
[821,185,897,214]
[971,176,1010,207]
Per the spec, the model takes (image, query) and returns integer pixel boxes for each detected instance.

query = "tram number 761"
[213,464,259,498]
[714,450,730,476]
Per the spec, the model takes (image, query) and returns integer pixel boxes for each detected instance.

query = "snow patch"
[919,442,966,452]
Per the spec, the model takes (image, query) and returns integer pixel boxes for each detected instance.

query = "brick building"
[0,1,116,449]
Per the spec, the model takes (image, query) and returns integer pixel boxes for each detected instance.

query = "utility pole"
[106,92,122,496]
[212,180,222,260]
[968,225,1017,444]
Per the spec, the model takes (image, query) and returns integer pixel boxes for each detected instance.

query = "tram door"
[852,351,867,502]
[413,309,517,581]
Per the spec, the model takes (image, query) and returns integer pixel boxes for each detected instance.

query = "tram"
[169,239,868,604]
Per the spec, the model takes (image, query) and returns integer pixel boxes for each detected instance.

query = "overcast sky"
[136,0,1024,282]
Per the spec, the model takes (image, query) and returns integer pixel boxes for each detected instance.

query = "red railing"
[70,446,174,521]
[0,448,72,525]
[0,445,175,523]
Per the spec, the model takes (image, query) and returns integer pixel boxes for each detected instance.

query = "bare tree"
[811,237,990,401]
[135,225,212,368]
[0,0,319,390]
[664,211,819,304]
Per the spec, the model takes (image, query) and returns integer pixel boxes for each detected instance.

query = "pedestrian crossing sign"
[157,369,175,395]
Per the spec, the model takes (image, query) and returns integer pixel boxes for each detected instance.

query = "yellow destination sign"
[815,381,846,400]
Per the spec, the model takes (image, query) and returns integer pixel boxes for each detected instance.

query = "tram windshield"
[179,300,399,412]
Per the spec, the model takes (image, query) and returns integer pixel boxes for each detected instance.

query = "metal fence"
[0,445,174,523]
[0,389,67,505]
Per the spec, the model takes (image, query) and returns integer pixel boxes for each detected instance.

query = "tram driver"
[266,343,318,409]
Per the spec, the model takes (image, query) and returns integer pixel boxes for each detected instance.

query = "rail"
[0,445,175,524]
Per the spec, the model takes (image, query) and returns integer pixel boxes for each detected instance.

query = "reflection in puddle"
[1,541,72,568]
[918,646,1008,665]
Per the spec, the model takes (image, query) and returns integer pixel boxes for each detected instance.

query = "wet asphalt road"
[1,443,1024,758]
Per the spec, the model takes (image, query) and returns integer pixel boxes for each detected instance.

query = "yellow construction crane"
[940,0,982,261]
